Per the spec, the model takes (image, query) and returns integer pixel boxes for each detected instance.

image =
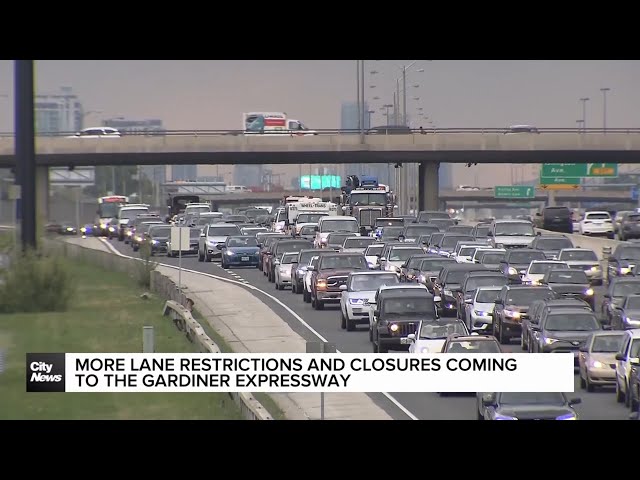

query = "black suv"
[535,206,573,233]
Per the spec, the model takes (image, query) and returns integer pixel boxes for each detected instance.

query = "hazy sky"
[0,60,639,132]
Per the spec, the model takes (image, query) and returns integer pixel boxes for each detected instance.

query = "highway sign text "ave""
[540,163,618,178]
[494,186,535,199]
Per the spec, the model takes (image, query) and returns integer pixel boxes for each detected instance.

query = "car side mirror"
[216,244,224,250]
[307,266,315,271]
[530,325,540,331]
[339,284,347,291]
[487,232,493,237]
[536,231,542,236]
[535,212,541,216]
[604,294,611,299]
[615,353,625,361]
[434,296,441,302]
[407,333,416,342]
[314,226,319,232]
[465,298,473,304]
[373,310,379,317]
[494,299,503,305]
[380,257,387,262]
[579,345,588,353]
[481,394,496,408]
[568,398,581,406]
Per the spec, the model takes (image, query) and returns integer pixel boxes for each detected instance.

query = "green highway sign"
[494,185,535,199]
[540,163,618,178]
[539,176,581,185]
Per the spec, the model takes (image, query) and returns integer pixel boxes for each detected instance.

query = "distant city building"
[35,86,83,134]
[102,117,168,187]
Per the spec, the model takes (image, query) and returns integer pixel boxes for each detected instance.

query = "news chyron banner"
[26,353,575,393]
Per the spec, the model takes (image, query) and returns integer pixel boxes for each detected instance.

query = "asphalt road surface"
[108,239,631,420]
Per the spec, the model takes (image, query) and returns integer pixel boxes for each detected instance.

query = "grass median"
[0,259,243,420]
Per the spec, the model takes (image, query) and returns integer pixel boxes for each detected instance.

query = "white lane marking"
[98,238,419,421]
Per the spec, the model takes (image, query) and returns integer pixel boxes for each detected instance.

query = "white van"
[314,216,359,248]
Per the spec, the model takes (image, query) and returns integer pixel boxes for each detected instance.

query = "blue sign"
[632,186,639,202]
[300,175,341,190]
[15,198,21,221]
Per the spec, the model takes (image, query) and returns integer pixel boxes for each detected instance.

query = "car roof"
[443,263,489,271]
[378,284,427,292]
[350,270,398,276]
[448,335,496,342]
[210,222,239,227]
[530,260,566,264]
[505,284,552,290]
[465,271,505,277]
[545,308,597,316]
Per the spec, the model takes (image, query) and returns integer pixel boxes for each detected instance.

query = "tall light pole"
[600,87,610,132]
[580,97,590,131]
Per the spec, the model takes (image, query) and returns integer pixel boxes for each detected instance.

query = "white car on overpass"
[339,271,400,331]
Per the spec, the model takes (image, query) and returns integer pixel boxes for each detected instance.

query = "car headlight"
[495,414,517,420]
[504,309,521,319]
[225,250,235,255]
[418,274,426,283]
[590,360,604,368]
[134,236,142,242]
[420,347,430,353]
[584,288,594,296]
[152,240,158,245]
[349,298,365,305]
[389,324,399,332]
[544,337,559,345]
[80,227,86,233]
[108,226,115,232]
[297,268,307,275]
[444,289,452,297]
[590,266,600,272]
[207,240,217,246]
[127,231,133,236]
[556,413,577,420]
[474,310,489,316]
[620,267,631,274]
[508,267,518,275]
[99,223,107,229]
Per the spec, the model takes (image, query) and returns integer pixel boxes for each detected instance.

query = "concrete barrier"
[50,239,274,420]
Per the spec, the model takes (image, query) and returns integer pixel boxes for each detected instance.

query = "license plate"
[241,256,250,261]
[400,337,412,344]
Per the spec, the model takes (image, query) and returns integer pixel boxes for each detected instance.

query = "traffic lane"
[228,266,630,420]
[106,240,629,420]
[105,240,412,420]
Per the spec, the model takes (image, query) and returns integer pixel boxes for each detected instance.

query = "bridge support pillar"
[36,166,49,236]
[419,162,440,211]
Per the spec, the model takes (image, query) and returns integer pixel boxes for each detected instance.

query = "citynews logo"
[26,353,66,392]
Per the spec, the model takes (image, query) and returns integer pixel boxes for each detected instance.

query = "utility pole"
[356,60,361,133]
[14,60,36,251]
[580,97,590,131]
[600,87,610,133]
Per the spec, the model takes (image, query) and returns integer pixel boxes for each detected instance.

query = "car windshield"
[448,226,474,235]
[474,225,490,236]
[227,237,258,247]
[406,256,428,269]
[349,192,387,206]
[547,270,588,284]
[226,215,249,222]
[300,225,317,234]
[442,235,474,249]
[365,245,384,256]
[509,251,546,263]
[140,222,163,234]
[405,226,439,237]
[320,255,368,270]
[418,212,450,222]
[383,297,434,315]
[618,247,640,261]
[276,242,311,255]
[545,313,600,331]
[538,238,573,250]
[281,253,299,263]
[344,237,375,249]
[389,248,424,261]
[381,227,405,238]
[419,321,467,339]
[592,334,625,353]
[446,269,483,284]
[150,226,170,237]
[327,234,352,246]
[297,213,327,223]
[419,259,454,271]
[98,202,123,217]
[481,252,506,264]
[459,247,478,256]
[560,250,598,261]
[498,392,565,405]
[298,251,317,265]
[430,219,455,228]
[466,276,507,292]
[507,288,554,305]
[350,274,399,291]
[446,340,501,353]
[585,213,610,220]
[120,208,149,219]
[625,296,640,310]
[185,206,210,214]
[529,262,565,274]
[376,219,404,227]
[208,226,241,236]
[626,214,640,223]
[495,223,535,236]
[321,220,359,233]
[476,289,502,303]
[631,340,640,358]
[612,282,640,297]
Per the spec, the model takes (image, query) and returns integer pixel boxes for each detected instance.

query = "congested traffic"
[100,179,640,421]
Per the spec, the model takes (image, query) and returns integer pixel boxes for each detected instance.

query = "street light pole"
[356,60,361,133]
[580,97,590,132]
[600,87,610,132]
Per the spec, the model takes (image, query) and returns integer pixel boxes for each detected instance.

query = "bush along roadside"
[0,248,76,314]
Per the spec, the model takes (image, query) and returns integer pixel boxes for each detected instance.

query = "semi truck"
[242,112,317,136]
[340,175,397,234]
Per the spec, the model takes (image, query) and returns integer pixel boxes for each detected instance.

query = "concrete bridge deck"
[2,131,640,167]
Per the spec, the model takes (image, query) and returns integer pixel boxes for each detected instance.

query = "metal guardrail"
[162,299,274,421]
[1,128,640,138]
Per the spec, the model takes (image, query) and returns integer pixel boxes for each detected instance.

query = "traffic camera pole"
[14,60,37,251]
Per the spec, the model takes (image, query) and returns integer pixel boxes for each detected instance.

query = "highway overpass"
[2,129,640,167]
